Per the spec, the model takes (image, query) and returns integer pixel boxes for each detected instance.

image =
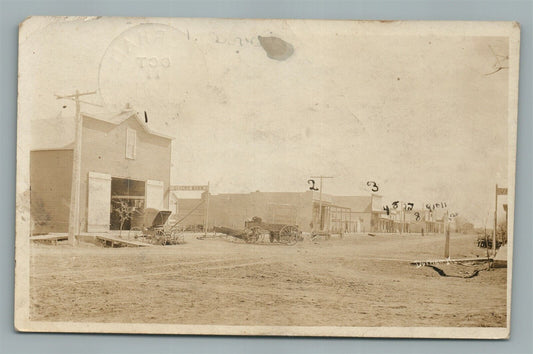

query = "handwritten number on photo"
[308,179,319,191]
[367,181,379,192]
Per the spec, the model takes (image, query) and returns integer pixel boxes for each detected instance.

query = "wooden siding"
[78,115,172,231]
[30,150,73,234]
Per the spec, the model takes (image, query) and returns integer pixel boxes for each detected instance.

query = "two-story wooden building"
[30,109,173,234]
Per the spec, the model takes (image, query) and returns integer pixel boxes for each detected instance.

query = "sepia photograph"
[15,17,520,338]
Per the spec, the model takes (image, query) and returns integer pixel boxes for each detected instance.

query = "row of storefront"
[30,109,446,236]
[173,191,447,234]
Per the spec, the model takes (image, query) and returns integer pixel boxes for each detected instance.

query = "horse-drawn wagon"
[214,216,301,245]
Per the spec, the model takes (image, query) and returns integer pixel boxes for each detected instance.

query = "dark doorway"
[110,177,145,230]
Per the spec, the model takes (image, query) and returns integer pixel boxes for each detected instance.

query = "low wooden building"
[174,191,382,233]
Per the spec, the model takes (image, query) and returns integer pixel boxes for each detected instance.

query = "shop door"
[110,177,145,230]
[87,172,111,232]
[146,179,164,210]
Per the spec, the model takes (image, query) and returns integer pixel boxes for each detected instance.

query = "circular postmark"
[98,23,208,123]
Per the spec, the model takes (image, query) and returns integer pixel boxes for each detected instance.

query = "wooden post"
[318,177,323,231]
[493,184,498,256]
[327,206,332,232]
[56,90,97,245]
[402,202,406,234]
[310,176,334,232]
[67,91,82,245]
[444,210,450,258]
[204,182,210,237]
[398,201,405,235]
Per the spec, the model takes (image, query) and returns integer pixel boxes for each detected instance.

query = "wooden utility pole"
[398,201,406,235]
[492,184,508,256]
[204,182,210,237]
[56,90,98,245]
[392,201,406,235]
[403,203,406,234]
[310,176,334,232]
[444,209,450,258]
[493,184,498,256]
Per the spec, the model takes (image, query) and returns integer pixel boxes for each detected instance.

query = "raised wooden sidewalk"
[31,233,151,247]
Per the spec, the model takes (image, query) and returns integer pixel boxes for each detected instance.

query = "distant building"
[460,222,475,234]
[174,191,384,233]
[171,189,452,235]
[331,195,383,232]
[30,109,173,234]
[404,209,444,234]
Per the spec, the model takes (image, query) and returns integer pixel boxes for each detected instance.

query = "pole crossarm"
[56,92,102,107]
[55,91,97,99]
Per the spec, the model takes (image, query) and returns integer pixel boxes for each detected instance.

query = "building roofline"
[81,110,175,140]
[31,147,74,152]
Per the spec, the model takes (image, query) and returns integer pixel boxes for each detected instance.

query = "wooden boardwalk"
[86,234,151,247]
[30,234,68,243]
[31,233,151,247]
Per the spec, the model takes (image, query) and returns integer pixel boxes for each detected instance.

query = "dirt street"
[30,233,507,327]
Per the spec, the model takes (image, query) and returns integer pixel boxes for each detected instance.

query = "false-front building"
[30,110,173,234]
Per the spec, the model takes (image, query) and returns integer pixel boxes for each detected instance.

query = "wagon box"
[244,216,301,245]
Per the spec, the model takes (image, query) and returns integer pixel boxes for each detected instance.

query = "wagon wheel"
[279,225,299,245]
[128,226,143,240]
[242,228,252,243]
[170,229,185,244]
[242,227,258,243]
[248,227,263,243]
[154,229,167,245]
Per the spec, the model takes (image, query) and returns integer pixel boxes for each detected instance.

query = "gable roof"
[31,109,174,150]
[81,109,174,140]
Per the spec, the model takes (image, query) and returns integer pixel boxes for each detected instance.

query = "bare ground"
[29,233,507,327]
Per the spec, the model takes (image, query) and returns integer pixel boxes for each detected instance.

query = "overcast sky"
[20,17,513,226]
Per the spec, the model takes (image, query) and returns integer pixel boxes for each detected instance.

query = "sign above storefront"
[170,185,209,191]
